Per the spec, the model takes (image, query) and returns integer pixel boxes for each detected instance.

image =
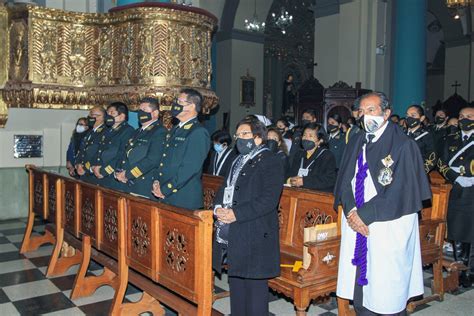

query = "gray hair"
[359,91,391,111]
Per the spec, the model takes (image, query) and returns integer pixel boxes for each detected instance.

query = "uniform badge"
[460,165,466,176]
[378,155,394,186]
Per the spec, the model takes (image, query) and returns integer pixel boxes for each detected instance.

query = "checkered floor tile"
[0,218,473,315]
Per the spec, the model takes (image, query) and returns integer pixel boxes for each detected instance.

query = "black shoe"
[459,271,473,288]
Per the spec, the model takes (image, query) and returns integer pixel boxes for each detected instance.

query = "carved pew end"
[111,292,164,316]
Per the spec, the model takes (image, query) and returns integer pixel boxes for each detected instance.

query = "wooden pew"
[203,174,341,316]
[20,166,55,253]
[22,167,218,316]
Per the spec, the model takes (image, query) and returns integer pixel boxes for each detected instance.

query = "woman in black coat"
[287,123,337,192]
[267,127,290,175]
[213,117,284,316]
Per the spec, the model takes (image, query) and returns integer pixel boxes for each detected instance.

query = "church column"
[391,0,427,115]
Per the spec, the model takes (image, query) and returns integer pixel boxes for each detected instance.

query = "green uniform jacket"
[117,120,167,198]
[94,122,135,190]
[155,117,210,210]
[75,124,107,184]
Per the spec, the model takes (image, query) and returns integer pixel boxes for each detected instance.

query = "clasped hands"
[347,208,369,237]
[152,180,165,199]
[114,170,128,183]
[288,176,303,187]
[215,207,236,224]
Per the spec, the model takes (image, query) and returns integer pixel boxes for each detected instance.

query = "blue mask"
[214,143,225,153]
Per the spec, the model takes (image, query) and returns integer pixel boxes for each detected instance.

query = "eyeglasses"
[175,98,193,106]
[233,131,253,139]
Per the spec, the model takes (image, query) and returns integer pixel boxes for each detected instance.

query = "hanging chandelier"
[244,0,265,32]
[271,7,293,34]
[446,0,472,8]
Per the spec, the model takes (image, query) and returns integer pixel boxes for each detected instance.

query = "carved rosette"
[0,4,218,127]
[104,205,118,242]
[299,208,333,230]
[131,216,150,257]
[65,190,74,223]
[164,228,189,273]
[82,197,94,231]
[48,182,56,216]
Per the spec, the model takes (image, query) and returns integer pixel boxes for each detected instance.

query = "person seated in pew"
[75,106,107,184]
[114,97,167,198]
[267,127,290,175]
[212,117,284,316]
[287,123,336,192]
[207,130,238,177]
[405,104,436,173]
[91,102,135,190]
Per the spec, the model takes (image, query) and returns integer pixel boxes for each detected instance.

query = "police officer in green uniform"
[327,113,346,170]
[115,97,167,198]
[75,106,107,184]
[437,106,474,287]
[152,88,210,209]
[91,102,135,190]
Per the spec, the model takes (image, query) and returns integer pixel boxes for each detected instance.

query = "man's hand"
[216,208,237,224]
[66,162,76,177]
[347,210,369,236]
[152,180,165,199]
[92,166,104,179]
[289,176,303,187]
[75,164,85,176]
[115,170,128,183]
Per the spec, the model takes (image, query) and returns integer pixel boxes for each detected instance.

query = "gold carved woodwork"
[0,3,218,127]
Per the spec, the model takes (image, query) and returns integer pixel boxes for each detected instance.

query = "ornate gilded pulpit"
[0,2,218,127]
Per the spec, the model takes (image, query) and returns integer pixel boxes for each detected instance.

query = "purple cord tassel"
[351,151,369,286]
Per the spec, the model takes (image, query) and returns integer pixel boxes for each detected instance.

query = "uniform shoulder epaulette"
[183,123,193,130]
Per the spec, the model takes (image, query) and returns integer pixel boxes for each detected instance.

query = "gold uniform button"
[163,153,166,157]
[460,157,463,160]
[166,144,170,147]
[159,173,163,176]
[167,183,172,188]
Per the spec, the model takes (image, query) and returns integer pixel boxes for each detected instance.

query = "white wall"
[216,38,264,132]
[0,108,88,167]
[44,0,98,12]
[314,0,390,91]
[444,44,471,99]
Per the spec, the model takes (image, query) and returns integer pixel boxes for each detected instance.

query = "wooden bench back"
[429,171,446,185]
[421,184,451,222]
[28,166,213,312]
[202,174,339,258]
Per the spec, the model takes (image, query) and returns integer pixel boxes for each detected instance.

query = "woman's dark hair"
[236,117,268,143]
[302,108,317,119]
[108,102,129,120]
[328,113,342,124]
[277,117,290,128]
[73,117,88,136]
[408,104,424,117]
[347,117,356,125]
[211,130,232,146]
[303,122,329,148]
[267,127,288,155]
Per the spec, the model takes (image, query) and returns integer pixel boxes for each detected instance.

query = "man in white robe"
[334,92,431,315]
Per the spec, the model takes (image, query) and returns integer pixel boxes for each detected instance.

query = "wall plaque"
[14,135,43,158]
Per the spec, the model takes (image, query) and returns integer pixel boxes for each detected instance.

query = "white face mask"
[76,125,87,133]
[363,114,385,133]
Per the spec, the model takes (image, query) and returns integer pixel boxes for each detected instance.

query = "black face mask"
[236,138,256,155]
[447,125,459,134]
[327,124,339,133]
[301,119,311,126]
[87,116,96,128]
[171,102,184,117]
[301,139,316,151]
[277,128,286,134]
[406,117,421,128]
[267,139,279,153]
[459,118,474,132]
[105,114,115,127]
[137,110,152,125]
[435,116,446,125]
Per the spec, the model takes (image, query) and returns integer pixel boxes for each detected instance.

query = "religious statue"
[282,74,297,115]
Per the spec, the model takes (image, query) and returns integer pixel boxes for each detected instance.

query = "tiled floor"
[0,218,473,315]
